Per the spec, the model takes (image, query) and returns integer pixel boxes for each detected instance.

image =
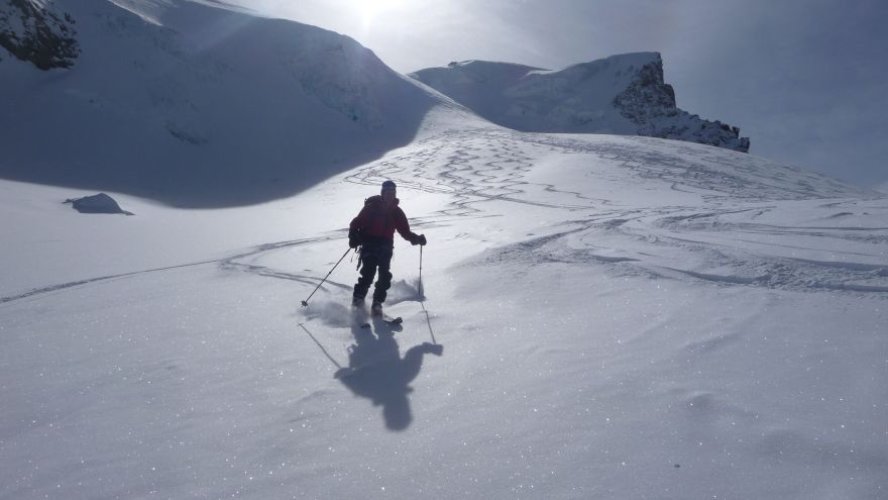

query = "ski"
[360,316,402,328]
[384,316,403,325]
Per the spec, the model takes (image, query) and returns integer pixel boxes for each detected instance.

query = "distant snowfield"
[2,115,887,499]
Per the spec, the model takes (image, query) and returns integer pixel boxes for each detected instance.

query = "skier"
[349,180,426,315]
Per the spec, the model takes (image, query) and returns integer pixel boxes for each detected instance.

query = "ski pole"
[418,245,424,299]
[301,247,352,307]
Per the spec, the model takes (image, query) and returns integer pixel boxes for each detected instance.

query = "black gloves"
[348,229,361,249]
[411,233,427,246]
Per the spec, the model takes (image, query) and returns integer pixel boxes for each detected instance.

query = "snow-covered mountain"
[1,2,755,209]
[411,53,751,152]
[0,0,455,207]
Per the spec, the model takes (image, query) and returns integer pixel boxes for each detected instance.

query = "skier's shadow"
[336,315,443,431]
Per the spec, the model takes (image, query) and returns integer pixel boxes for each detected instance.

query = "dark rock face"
[0,0,80,70]
[612,58,750,152]
[613,59,677,120]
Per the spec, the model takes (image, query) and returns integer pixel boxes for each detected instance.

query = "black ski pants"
[354,243,394,304]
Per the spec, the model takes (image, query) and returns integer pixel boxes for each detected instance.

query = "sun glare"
[357,0,406,29]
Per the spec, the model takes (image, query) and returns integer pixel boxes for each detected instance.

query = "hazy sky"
[243,0,886,188]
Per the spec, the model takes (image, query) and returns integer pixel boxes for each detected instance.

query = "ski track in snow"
[341,129,888,297]
[0,260,219,305]
[0,235,353,305]
[218,129,888,298]
[344,129,604,215]
[2,129,886,307]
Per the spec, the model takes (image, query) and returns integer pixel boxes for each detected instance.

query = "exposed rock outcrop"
[0,0,80,70]
[64,193,133,215]
[611,55,749,152]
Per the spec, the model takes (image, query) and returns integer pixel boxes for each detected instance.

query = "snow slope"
[2,109,886,498]
[0,0,456,207]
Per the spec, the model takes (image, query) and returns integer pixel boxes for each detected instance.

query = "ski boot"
[371,301,383,317]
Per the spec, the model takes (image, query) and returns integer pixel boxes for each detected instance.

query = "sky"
[238,0,887,189]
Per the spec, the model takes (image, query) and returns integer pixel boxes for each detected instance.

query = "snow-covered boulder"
[64,192,133,215]
[411,52,750,152]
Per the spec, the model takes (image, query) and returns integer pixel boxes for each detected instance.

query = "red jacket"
[350,195,416,244]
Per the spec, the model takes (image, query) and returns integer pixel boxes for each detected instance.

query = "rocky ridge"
[412,53,750,152]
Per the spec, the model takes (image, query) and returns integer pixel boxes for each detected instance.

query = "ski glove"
[411,233,427,246]
[348,229,362,249]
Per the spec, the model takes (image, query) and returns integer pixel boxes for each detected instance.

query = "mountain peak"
[412,52,750,152]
